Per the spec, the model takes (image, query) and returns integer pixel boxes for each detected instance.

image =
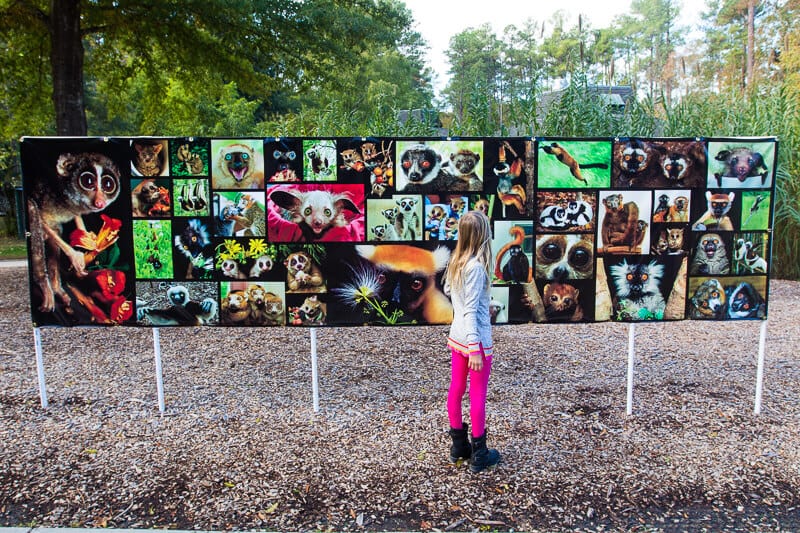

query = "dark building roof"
[536,84,634,124]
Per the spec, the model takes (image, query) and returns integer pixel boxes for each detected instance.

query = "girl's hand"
[468,353,483,371]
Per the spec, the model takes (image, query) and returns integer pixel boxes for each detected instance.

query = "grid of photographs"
[20,136,777,327]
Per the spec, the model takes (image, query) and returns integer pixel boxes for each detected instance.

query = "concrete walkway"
[0,259,27,268]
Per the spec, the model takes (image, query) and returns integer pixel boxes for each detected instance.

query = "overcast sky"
[400,0,693,95]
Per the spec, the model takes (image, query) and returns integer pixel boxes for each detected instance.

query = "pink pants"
[447,347,492,438]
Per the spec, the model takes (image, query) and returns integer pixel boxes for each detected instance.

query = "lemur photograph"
[264,139,303,183]
[690,190,739,232]
[535,233,595,281]
[212,191,266,237]
[214,237,279,283]
[596,190,651,255]
[707,140,776,188]
[135,281,218,326]
[689,232,731,275]
[131,177,171,218]
[173,218,214,280]
[482,139,531,219]
[327,243,454,326]
[211,139,265,190]
[536,191,596,232]
[493,221,533,284]
[172,178,210,217]
[131,139,170,177]
[731,232,769,275]
[336,137,395,192]
[303,139,338,181]
[686,275,767,320]
[602,255,685,321]
[218,281,286,326]
[422,194,468,241]
[740,191,771,230]
[394,139,484,194]
[169,138,209,177]
[22,139,136,326]
[534,278,594,323]
[538,139,611,189]
[132,218,174,281]
[651,190,690,224]
[612,138,707,189]
[267,183,365,243]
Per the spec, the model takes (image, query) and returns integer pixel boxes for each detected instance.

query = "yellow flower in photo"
[247,239,268,258]
[223,239,243,256]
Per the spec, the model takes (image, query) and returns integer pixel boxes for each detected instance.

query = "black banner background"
[20,136,777,327]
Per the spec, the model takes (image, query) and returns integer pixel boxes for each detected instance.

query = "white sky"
[401,0,693,95]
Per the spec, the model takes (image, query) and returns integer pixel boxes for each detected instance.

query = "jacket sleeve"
[461,262,486,356]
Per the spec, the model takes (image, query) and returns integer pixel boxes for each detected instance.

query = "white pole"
[310,327,320,412]
[754,320,768,415]
[152,328,165,413]
[33,327,48,409]
[626,323,636,416]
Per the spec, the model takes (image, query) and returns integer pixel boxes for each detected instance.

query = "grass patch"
[0,236,27,260]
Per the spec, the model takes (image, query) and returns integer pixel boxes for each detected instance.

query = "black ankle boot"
[448,423,471,463]
[469,433,500,473]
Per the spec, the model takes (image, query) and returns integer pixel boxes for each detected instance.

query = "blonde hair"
[444,210,492,291]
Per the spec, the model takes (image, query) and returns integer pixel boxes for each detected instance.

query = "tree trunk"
[746,0,755,88]
[49,0,87,135]
[609,56,614,85]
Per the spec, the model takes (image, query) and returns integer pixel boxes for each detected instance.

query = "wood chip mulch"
[1,267,798,532]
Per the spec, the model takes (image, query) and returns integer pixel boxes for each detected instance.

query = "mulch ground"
[1,266,799,532]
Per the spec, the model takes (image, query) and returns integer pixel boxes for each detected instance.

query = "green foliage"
[740,191,771,231]
[0,11,54,139]
[170,145,209,177]
[0,237,27,259]
[133,220,174,279]
[537,140,612,188]
[92,243,126,273]
[1,0,429,137]
[2,0,799,279]
[258,98,441,138]
[772,164,800,280]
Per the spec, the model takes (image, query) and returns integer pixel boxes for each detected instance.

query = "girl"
[443,210,501,473]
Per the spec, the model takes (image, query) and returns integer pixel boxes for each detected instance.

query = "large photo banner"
[20,136,777,328]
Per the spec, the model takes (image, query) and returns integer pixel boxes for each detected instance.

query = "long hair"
[444,210,492,291]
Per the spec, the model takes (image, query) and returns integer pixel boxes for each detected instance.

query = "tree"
[590,28,619,85]
[747,0,756,86]
[609,0,684,102]
[538,11,584,85]
[305,16,434,119]
[0,0,416,136]
[697,0,772,92]
[779,0,800,92]
[443,24,503,124]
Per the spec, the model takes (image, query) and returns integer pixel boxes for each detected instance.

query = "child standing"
[443,210,501,473]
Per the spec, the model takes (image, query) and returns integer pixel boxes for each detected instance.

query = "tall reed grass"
[260,79,800,280]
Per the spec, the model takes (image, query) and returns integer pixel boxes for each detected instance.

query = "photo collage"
[20,136,777,328]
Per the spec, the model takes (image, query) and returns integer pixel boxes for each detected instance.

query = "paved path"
[0,259,26,268]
